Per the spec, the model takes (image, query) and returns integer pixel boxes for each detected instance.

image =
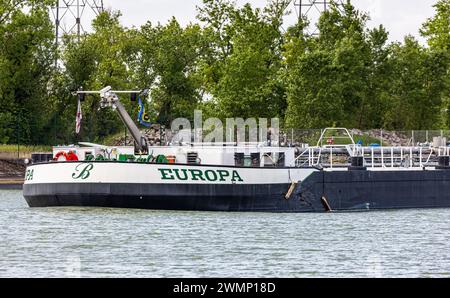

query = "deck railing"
[294,144,449,169]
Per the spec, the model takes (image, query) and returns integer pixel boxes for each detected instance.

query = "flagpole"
[76,98,82,136]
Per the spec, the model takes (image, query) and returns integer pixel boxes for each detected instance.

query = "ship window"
[277,152,285,167]
[251,153,260,167]
[234,153,244,166]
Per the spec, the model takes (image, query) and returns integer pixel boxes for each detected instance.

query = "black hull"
[23,183,311,212]
[23,169,450,212]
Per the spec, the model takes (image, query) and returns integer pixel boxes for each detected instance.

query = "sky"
[65,0,438,44]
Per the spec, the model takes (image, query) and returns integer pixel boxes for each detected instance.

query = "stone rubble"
[0,159,26,178]
[112,124,167,146]
[350,129,411,147]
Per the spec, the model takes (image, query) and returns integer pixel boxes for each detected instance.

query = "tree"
[198,0,290,120]
[285,2,380,128]
[384,36,449,130]
[0,3,55,144]
[58,10,137,143]
[421,0,450,51]
[135,18,205,126]
[421,0,450,127]
[359,25,393,129]
[0,0,54,25]
[284,49,343,128]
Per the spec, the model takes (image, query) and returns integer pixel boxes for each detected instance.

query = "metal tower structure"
[52,0,104,45]
[293,0,345,35]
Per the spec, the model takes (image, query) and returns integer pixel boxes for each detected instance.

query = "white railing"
[295,145,442,169]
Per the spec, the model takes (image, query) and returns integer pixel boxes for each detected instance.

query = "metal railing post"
[391,147,394,168]
[400,148,404,167]
[410,147,413,167]
[330,147,333,169]
[419,147,423,168]
[371,147,374,168]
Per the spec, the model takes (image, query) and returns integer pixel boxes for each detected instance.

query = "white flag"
[76,99,82,134]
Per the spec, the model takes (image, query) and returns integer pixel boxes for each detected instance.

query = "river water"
[1,189,450,277]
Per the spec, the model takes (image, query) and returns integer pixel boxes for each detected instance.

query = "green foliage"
[285,1,450,130]
[0,144,51,153]
[198,0,290,120]
[421,0,450,51]
[0,2,55,144]
[57,10,137,143]
[421,0,450,127]
[285,2,377,128]
[135,18,205,125]
[384,37,450,129]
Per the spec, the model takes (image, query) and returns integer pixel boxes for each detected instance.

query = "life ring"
[53,151,67,161]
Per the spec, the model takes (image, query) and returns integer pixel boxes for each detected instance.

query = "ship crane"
[73,86,149,153]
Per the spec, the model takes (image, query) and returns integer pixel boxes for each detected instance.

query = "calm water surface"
[1,189,450,277]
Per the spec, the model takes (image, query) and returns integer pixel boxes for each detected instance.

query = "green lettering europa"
[25,169,34,181]
[158,168,175,180]
[173,169,188,180]
[231,170,243,182]
[189,169,206,181]
[217,170,230,181]
[204,170,218,181]
[157,168,244,183]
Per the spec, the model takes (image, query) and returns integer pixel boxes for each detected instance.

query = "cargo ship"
[23,87,450,212]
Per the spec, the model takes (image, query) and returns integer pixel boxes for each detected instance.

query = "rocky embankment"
[350,129,411,147]
[0,159,25,188]
[111,124,168,146]
[0,159,25,177]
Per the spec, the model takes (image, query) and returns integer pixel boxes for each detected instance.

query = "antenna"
[293,0,344,36]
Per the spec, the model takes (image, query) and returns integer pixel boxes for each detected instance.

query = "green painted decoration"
[25,169,34,181]
[72,163,94,180]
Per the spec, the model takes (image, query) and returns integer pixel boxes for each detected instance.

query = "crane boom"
[74,86,149,153]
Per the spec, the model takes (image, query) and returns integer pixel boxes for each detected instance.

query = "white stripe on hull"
[24,162,318,185]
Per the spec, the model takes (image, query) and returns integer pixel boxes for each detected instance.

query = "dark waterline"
[1,189,450,277]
